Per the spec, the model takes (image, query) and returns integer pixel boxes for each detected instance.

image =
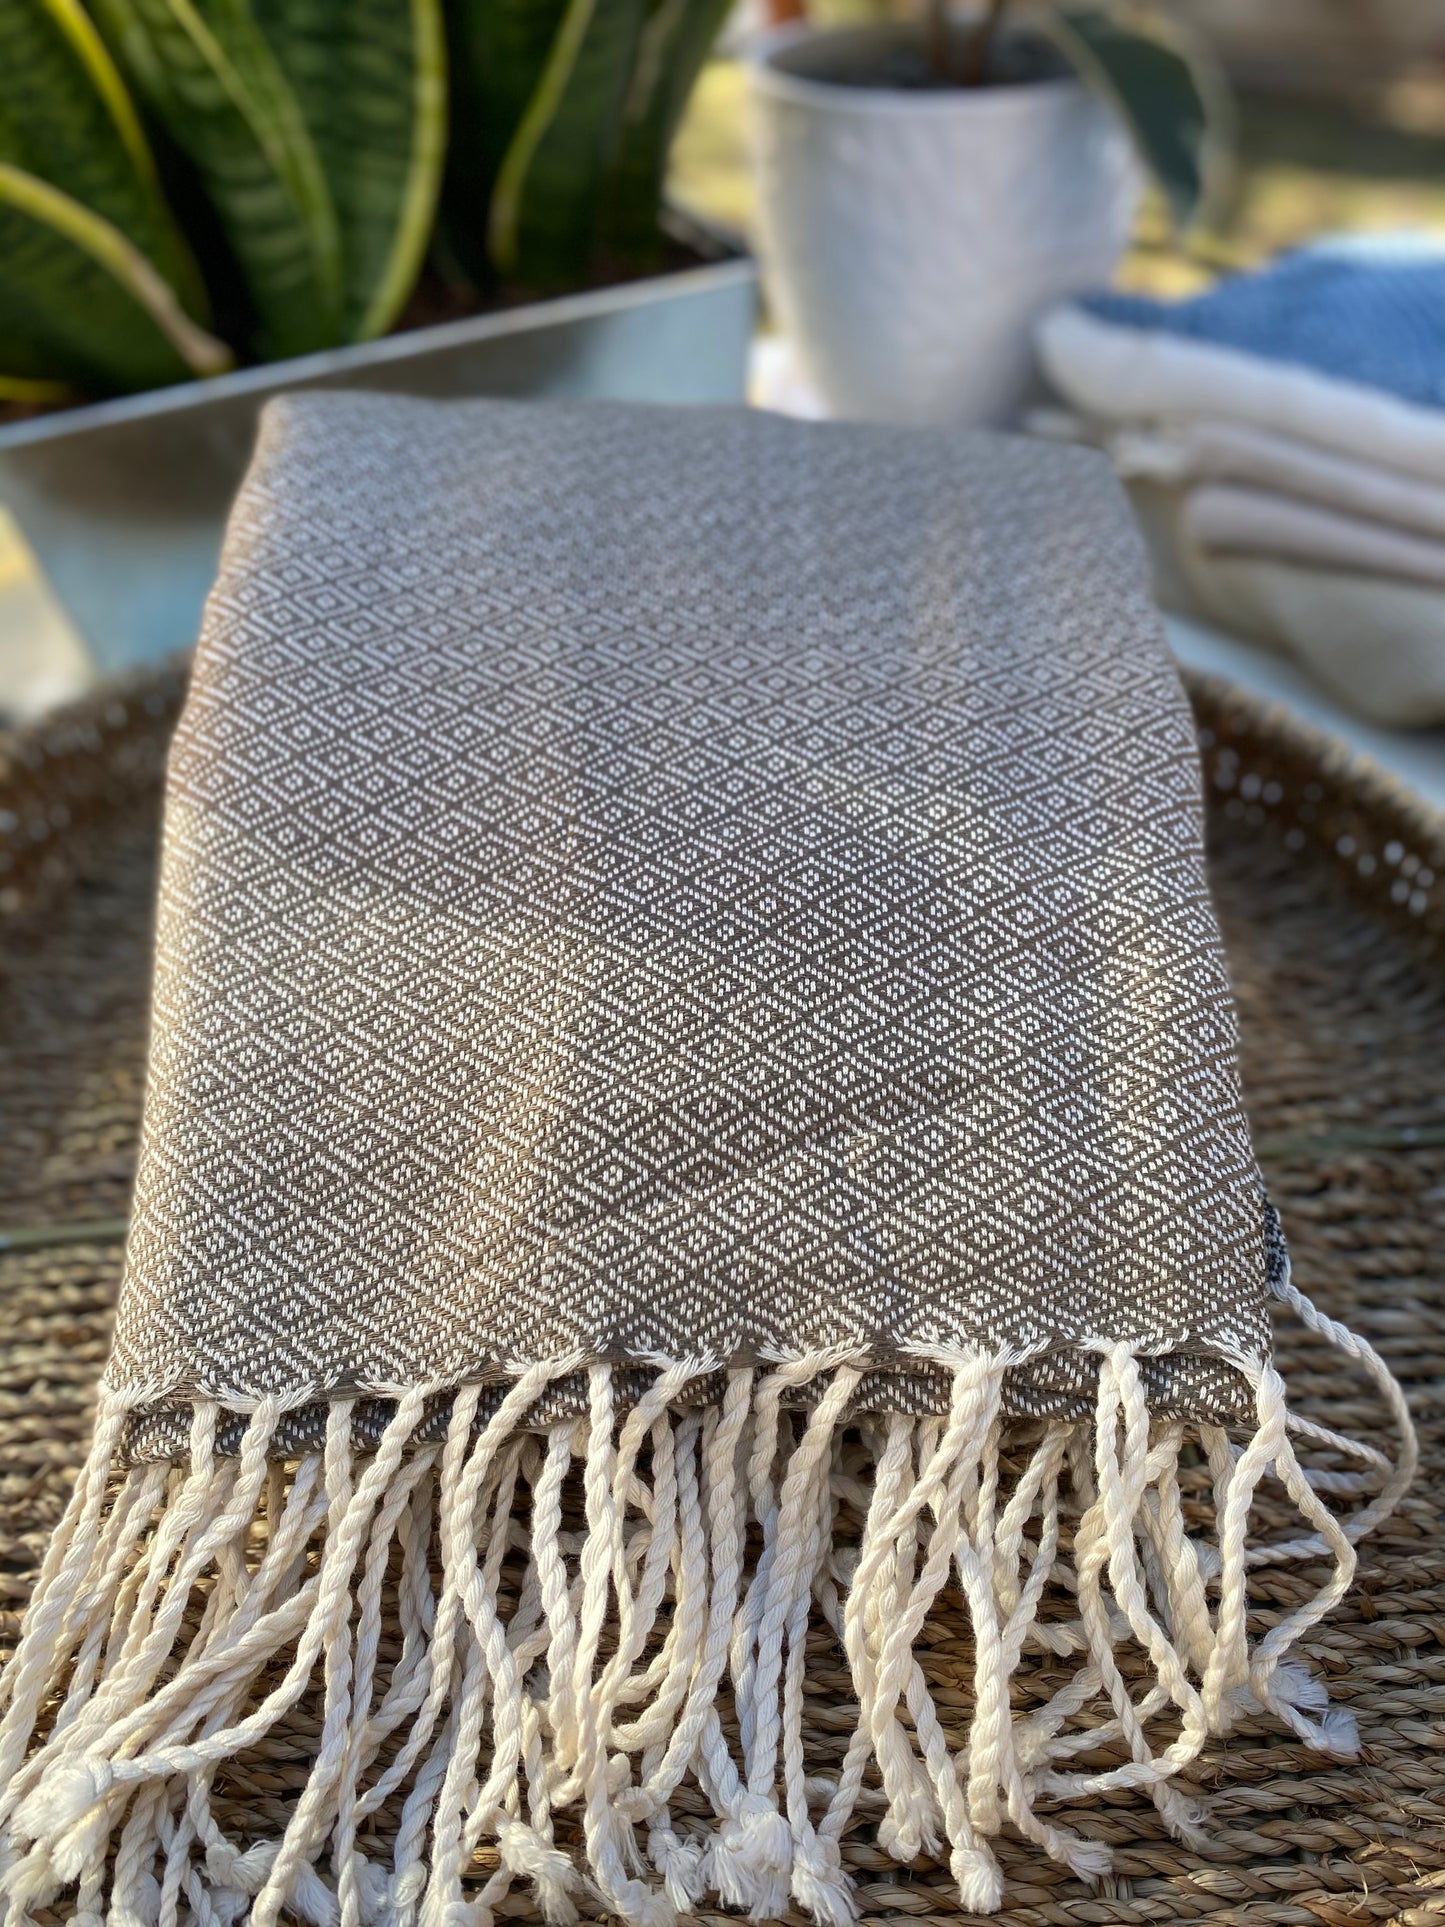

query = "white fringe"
[0,1302,1415,1927]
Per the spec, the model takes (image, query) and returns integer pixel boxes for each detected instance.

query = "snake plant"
[446,0,732,291]
[0,0,728,400]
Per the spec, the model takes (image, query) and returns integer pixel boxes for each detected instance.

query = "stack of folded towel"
[1035,236,1445,727]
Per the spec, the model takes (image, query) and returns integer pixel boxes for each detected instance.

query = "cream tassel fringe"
[0,1294,1415,1927]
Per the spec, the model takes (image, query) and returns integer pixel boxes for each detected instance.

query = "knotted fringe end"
[0,1311,1415,1927]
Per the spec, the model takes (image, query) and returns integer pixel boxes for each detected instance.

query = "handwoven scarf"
[0,394,1414,1927]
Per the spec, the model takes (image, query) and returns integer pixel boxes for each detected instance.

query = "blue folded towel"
[1080,236,1445,409]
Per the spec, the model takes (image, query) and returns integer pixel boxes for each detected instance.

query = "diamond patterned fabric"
[111,394,1271,1422]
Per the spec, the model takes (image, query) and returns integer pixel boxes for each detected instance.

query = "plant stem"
[958,0,1010,87]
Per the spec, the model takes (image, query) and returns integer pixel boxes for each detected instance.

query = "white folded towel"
[1108,417,1445,543]
[1033,240,1445,726]
[1188,553,1445,728]
[1037,302,1445,487]
[1183,484,1445,589]
[1036,236,1445,486]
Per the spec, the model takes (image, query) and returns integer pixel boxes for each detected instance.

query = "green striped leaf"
[0,0,207,312]
[595,0,730,270]
[441,0,567,283]
[89,0,344,356]
[0,160,230,390]
[487,0,648,290]
[255,0,448,339]
[473,0,727,290]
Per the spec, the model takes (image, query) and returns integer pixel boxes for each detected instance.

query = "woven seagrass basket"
[1,664,1442,1926]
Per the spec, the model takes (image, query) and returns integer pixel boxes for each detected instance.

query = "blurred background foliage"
[5,0,1445,398]
[0,0,731,399]
[672,0,1445,295]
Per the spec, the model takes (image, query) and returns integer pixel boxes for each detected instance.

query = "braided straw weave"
[0,665,1441,1926]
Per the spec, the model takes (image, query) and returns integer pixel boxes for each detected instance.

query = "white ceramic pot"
[747,23,1141,427]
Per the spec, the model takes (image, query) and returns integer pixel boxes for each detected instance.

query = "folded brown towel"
[0,396,1414,1927]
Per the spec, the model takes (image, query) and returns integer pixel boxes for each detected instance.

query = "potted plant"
[747,0,1222,426]
[0,0,745,397]
[0,0,752,668]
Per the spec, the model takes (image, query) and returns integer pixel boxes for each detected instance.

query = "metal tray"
[0,244,757,673]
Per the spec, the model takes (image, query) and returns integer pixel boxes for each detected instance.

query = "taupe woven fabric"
[5,399,1417,1927]
[115,393,1269,1423]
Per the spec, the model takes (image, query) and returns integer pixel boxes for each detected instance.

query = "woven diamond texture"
[111,396,1270,1405]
